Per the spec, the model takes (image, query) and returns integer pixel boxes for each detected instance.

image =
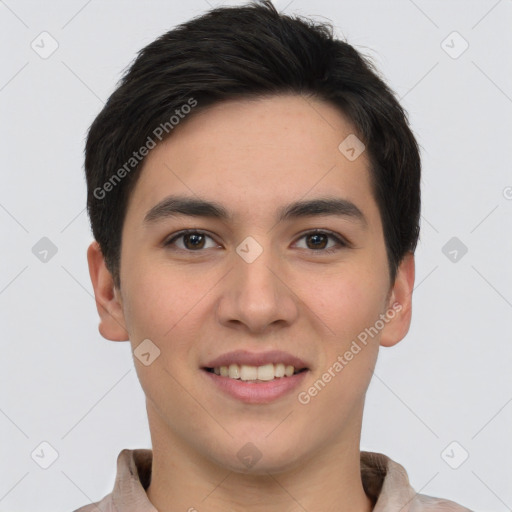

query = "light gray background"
[1,0,511,510]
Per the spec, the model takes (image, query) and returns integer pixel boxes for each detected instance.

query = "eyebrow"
[143,195,367,226]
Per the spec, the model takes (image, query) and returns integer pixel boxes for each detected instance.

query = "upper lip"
[203,350,309,370]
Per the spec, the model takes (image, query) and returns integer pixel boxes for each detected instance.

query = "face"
[89,94,414,474]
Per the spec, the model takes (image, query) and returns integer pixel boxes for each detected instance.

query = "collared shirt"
[73,449,472,512]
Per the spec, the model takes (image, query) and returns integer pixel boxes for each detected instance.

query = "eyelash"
[163,229,349,255]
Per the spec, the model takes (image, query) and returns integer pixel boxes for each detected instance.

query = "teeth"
[228,364,240,379]
[284,365,294,377]
[275,363,285,378]
[240,365,258,381]
[257,363,274,381]
[212,363,303,381]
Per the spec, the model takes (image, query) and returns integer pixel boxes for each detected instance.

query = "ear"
[380,252,415,348]
[87,240,129,341]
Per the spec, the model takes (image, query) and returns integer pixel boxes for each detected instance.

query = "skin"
[88,94,415,511]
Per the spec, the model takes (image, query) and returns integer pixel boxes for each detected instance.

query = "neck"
[145,403,374,512]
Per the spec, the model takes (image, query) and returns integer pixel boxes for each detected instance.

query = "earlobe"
[87,241,129,341]
[380,252,415,348]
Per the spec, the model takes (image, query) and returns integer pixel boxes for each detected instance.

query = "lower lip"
[201,369,309,404]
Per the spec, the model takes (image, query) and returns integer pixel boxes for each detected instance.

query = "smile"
[205,363,306,382]
[202,367,309,404]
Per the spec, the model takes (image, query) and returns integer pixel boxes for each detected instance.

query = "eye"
[163,230,220,251]
[294,230,348,254]
[163,229,349,254]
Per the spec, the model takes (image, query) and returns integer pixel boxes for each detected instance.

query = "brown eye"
[183,233,206,250]
[164,230,219,251]
[305,233,328,250]
[294,230,348,255]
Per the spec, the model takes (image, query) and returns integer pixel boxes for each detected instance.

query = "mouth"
[200,350,310,404]
[202,363,308,382]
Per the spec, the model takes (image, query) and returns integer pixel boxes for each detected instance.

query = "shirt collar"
[104,448,445,512]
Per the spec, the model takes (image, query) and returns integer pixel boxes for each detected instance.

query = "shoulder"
[412,493,474,511]
[72,492,115,512]
[71,448,154,512]
[361,450,473,511]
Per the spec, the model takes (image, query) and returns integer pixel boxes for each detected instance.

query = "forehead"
[125,94,377,225]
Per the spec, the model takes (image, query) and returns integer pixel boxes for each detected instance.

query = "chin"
[205,436,308,476]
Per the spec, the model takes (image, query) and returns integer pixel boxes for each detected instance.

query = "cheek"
[302,269,388,341]
[120,260,211,404]
[298,278,383,419]
[120,265,200,406]
[121,260,200,340]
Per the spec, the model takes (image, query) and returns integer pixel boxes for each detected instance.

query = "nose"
[216,242,299,334]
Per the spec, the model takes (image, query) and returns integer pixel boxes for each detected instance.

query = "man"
[77,1,472,510]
